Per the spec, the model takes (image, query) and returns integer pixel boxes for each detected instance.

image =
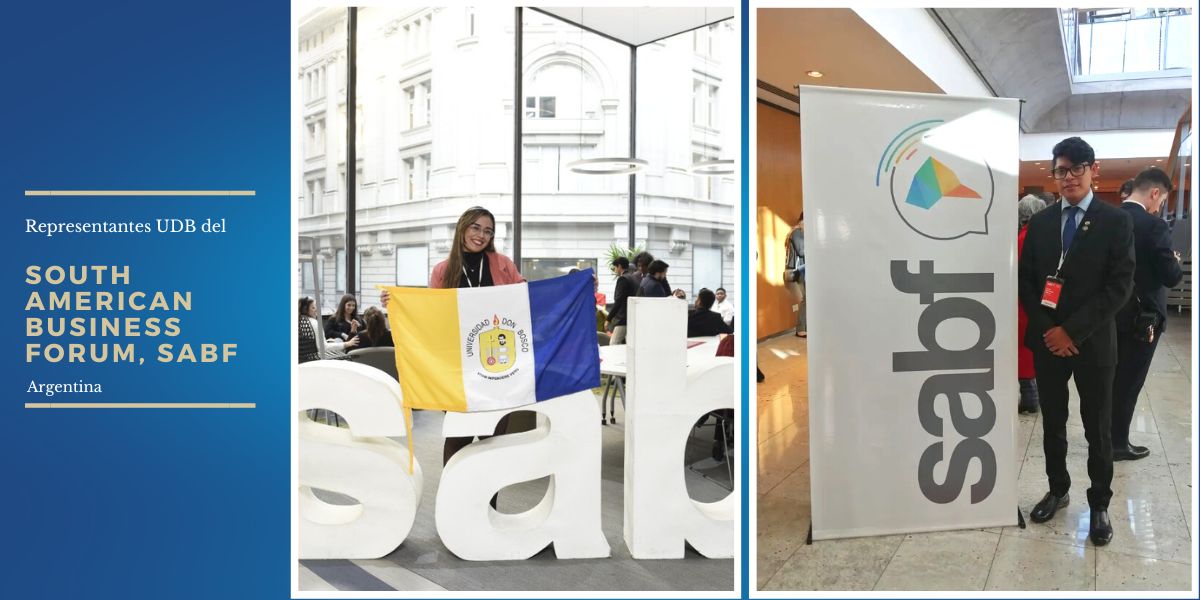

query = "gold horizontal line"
[24,190,255,196]
[25,403,256,409]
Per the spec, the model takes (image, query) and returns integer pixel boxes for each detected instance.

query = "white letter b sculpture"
[436,391,610,561]
[298,361,423,559]
[624,297,736,558]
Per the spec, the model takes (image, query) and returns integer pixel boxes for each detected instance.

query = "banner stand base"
[808,508,1026,543]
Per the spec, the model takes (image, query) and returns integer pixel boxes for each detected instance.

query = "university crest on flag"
[474,315,520,374]
[383,269,600,413]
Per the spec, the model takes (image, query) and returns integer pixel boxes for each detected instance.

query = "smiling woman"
[430,206,523,290]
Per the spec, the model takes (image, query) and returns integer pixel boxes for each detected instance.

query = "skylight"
[1061,7,1192,82]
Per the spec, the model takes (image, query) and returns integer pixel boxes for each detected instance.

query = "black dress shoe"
[1030,492,1069,523]
[1113,443,1150,461]
[1090,509,1113,545]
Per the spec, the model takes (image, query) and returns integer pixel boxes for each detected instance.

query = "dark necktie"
[1062,206,1081,253]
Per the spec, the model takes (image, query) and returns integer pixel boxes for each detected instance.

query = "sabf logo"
[478,315,516,373]
[876,120,994,240]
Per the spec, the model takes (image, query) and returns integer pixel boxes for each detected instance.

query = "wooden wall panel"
[756,101,804,339]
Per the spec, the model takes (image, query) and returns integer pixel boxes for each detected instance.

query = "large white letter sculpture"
[436,391,610,560]
[298,361,423,559]
[624,297,736,558]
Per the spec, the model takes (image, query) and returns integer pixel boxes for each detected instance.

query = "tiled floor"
[756,314,1194,592]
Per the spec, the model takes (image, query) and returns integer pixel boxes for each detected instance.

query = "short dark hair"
[647,259,669,275]
[611,256,629,270]
[633,251,655,269]
[1119,179,1135,197]
[1132,166,1173,195]
[716,287,726,293]
[697,288,716,310]
[1051,136,1095,167]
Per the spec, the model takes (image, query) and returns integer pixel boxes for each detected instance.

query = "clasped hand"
[1043,326,1078,357]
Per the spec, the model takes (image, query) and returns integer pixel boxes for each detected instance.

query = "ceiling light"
[805,70,824,78]
[569,157,648,175]
[1156,159,1163,162]
[689,159,735,175]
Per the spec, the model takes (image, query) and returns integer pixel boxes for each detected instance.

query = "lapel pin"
[1082,221,1090,231]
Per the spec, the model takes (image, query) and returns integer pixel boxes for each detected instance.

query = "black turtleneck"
[458,251,494,288]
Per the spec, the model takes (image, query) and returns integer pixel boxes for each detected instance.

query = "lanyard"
[461,256,487,288]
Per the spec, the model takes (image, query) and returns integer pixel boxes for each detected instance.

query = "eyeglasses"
[467,223,495,238]
[1050,163,1092,180]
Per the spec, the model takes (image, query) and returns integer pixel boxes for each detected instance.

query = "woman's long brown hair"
[332,293,358,325]
[441,206,497,288]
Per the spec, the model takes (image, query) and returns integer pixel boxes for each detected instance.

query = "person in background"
[672,288,687,300]
[713,287,735,327]
[357,306,394,348]
[606,256,636,345]
[1017,194,1048,413]
[299,296,357,363]
[325,294,363,343]
[631,251,653,287]
[1037,191,1057,206]
[1118,178,1135,201]
[786,212,806,337]
[1111,167,1184,461]
[592,272,606,308]
[638,260,670,297]
[687,288,734,338]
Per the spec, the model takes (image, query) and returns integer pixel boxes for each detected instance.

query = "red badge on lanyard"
[1041,276,1064,309]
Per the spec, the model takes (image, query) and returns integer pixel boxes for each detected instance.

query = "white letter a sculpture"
[436,391,610,560]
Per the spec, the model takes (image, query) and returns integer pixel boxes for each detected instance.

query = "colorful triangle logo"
[905,157,980,209]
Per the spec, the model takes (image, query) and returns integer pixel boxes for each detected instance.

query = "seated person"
[298,296,357,362]
[357,306,394,348]
[325,294,364,342]
[687,288,734,337]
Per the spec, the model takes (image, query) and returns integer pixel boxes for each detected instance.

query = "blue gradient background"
[0,1,290,598]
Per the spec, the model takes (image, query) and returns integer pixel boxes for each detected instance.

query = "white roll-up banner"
[799,86,1019,540]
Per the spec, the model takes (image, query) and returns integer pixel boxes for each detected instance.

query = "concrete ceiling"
[932,7,1192,133]
[757,8,942,104]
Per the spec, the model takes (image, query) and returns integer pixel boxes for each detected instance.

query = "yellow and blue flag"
[383,268,600,412]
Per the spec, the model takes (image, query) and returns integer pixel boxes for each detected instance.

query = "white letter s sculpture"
[298,361,422,559]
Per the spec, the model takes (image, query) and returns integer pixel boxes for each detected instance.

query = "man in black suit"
[606,256,637,345]
[1111,167,1184,461]
[687,288,734,338]
[1018,136,1135,546]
